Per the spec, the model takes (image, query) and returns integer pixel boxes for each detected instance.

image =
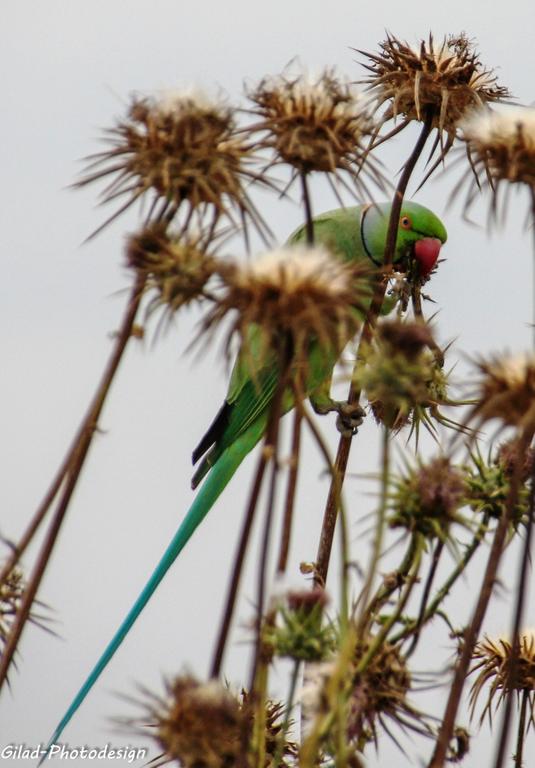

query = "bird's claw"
[335,402,366,437]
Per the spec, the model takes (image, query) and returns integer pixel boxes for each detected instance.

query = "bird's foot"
[312,397,365,437]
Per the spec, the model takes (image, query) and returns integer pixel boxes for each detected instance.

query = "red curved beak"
[414,238,442,277]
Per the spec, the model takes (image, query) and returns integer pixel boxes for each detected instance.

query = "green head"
[362,201,447,277]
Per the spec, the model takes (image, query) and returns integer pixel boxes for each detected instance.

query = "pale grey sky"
[1,1,535,765]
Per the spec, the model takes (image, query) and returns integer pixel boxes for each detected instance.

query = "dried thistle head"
[205,245,372,375]
[359,33,509,182]
[247,69,384,197]
[388,456,467,539]
[358,320,463,436]
[0,566,25,655]
[77,90,268,238]
[126,225,218,318]
[456,106,535,220]
[145,676,295,768]
[349,636,427,749]
[465,443,531,528]
[467,353,535,434]
[470,631,535,727]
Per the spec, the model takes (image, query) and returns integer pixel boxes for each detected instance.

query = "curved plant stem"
[301,172,314,245]
[210,447,270,678]
[356,425,390,629]
[276,409,302,574]
[0,273,145,691]
[406,538,444,658]
[514,689,529,768]
[428,430,532,768]
[391,514,490,645]
[314,112,434,588]
[493,442,535,768]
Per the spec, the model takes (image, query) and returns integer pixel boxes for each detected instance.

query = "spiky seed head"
[247,69,383,196]
[468,353,535,433]
[360,33,508,135]
[465,443,530,526]
[77,90,264,235]
[0,566,25,654]
[126,226,217,316]
[470,631,535,725]
[153,675,244,767]
[358,320,459,435]
[349,637,423,749]
[206,245,372,373]
[389,456,467,538]
[495,439,535,482]
[267,588,335,662]
[457,106,535,219]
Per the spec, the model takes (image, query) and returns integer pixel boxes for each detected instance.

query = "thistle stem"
[405,538,444,658]
[210,446,269,678]
[357,425,390,629]
[428,430,532,768]
[493,448,535,768]
[0,273,145,691]
[301,172,314,245]
[514,689,529,768]
[276,408,302,574]
[314,112,434,588]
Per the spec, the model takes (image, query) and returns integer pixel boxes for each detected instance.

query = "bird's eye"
[400,215,412,230]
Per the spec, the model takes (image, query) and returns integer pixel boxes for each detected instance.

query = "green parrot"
[45,201,447,748]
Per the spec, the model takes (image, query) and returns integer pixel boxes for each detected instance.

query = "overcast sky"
[2,1,535,765]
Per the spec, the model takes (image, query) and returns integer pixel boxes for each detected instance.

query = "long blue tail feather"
[43,429,260,758]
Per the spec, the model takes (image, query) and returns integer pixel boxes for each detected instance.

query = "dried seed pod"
[126,225,218,317]
[77,90,268,237]
[456,106,535,220]
[388,456,467,539]
[470,631,535,726]
[247,69,385,197]
[205,245,373,375]
[359,33,509,182]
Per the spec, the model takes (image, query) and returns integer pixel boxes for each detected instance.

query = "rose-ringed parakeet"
[45,201,447,748]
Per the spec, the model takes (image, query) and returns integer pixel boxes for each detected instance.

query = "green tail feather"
[43,429,260,756]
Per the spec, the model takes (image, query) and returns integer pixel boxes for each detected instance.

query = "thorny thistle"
[126,225,218,319]
[467,352,535,434]
[349,636,428,750]
[356,320,462,436]
[144,675,295,767]
[77,90,269,239]
[359,33,509,183]
[388,456,467,540]
[204,245,373,377]
[456,106,535,220]
[0,566,25,657]
[470,631,535,728]
[247,69,385,199]
[266,588,336,662]
[465,442,532,527]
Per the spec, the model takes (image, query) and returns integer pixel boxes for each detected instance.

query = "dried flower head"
[456,106,535,220]
[467,353,535,434]
[144,676,296,768]
[247,69,384,197]
[205,245,372,373]
[357,320,462,436]
[359,33,509,182]
[349,636,427,749]
[77,90,268,238]
[470,631,535,727]
[0,566,25,655]
[389,456,467,539]
[465,443,530,527]
[126,225,218,317]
